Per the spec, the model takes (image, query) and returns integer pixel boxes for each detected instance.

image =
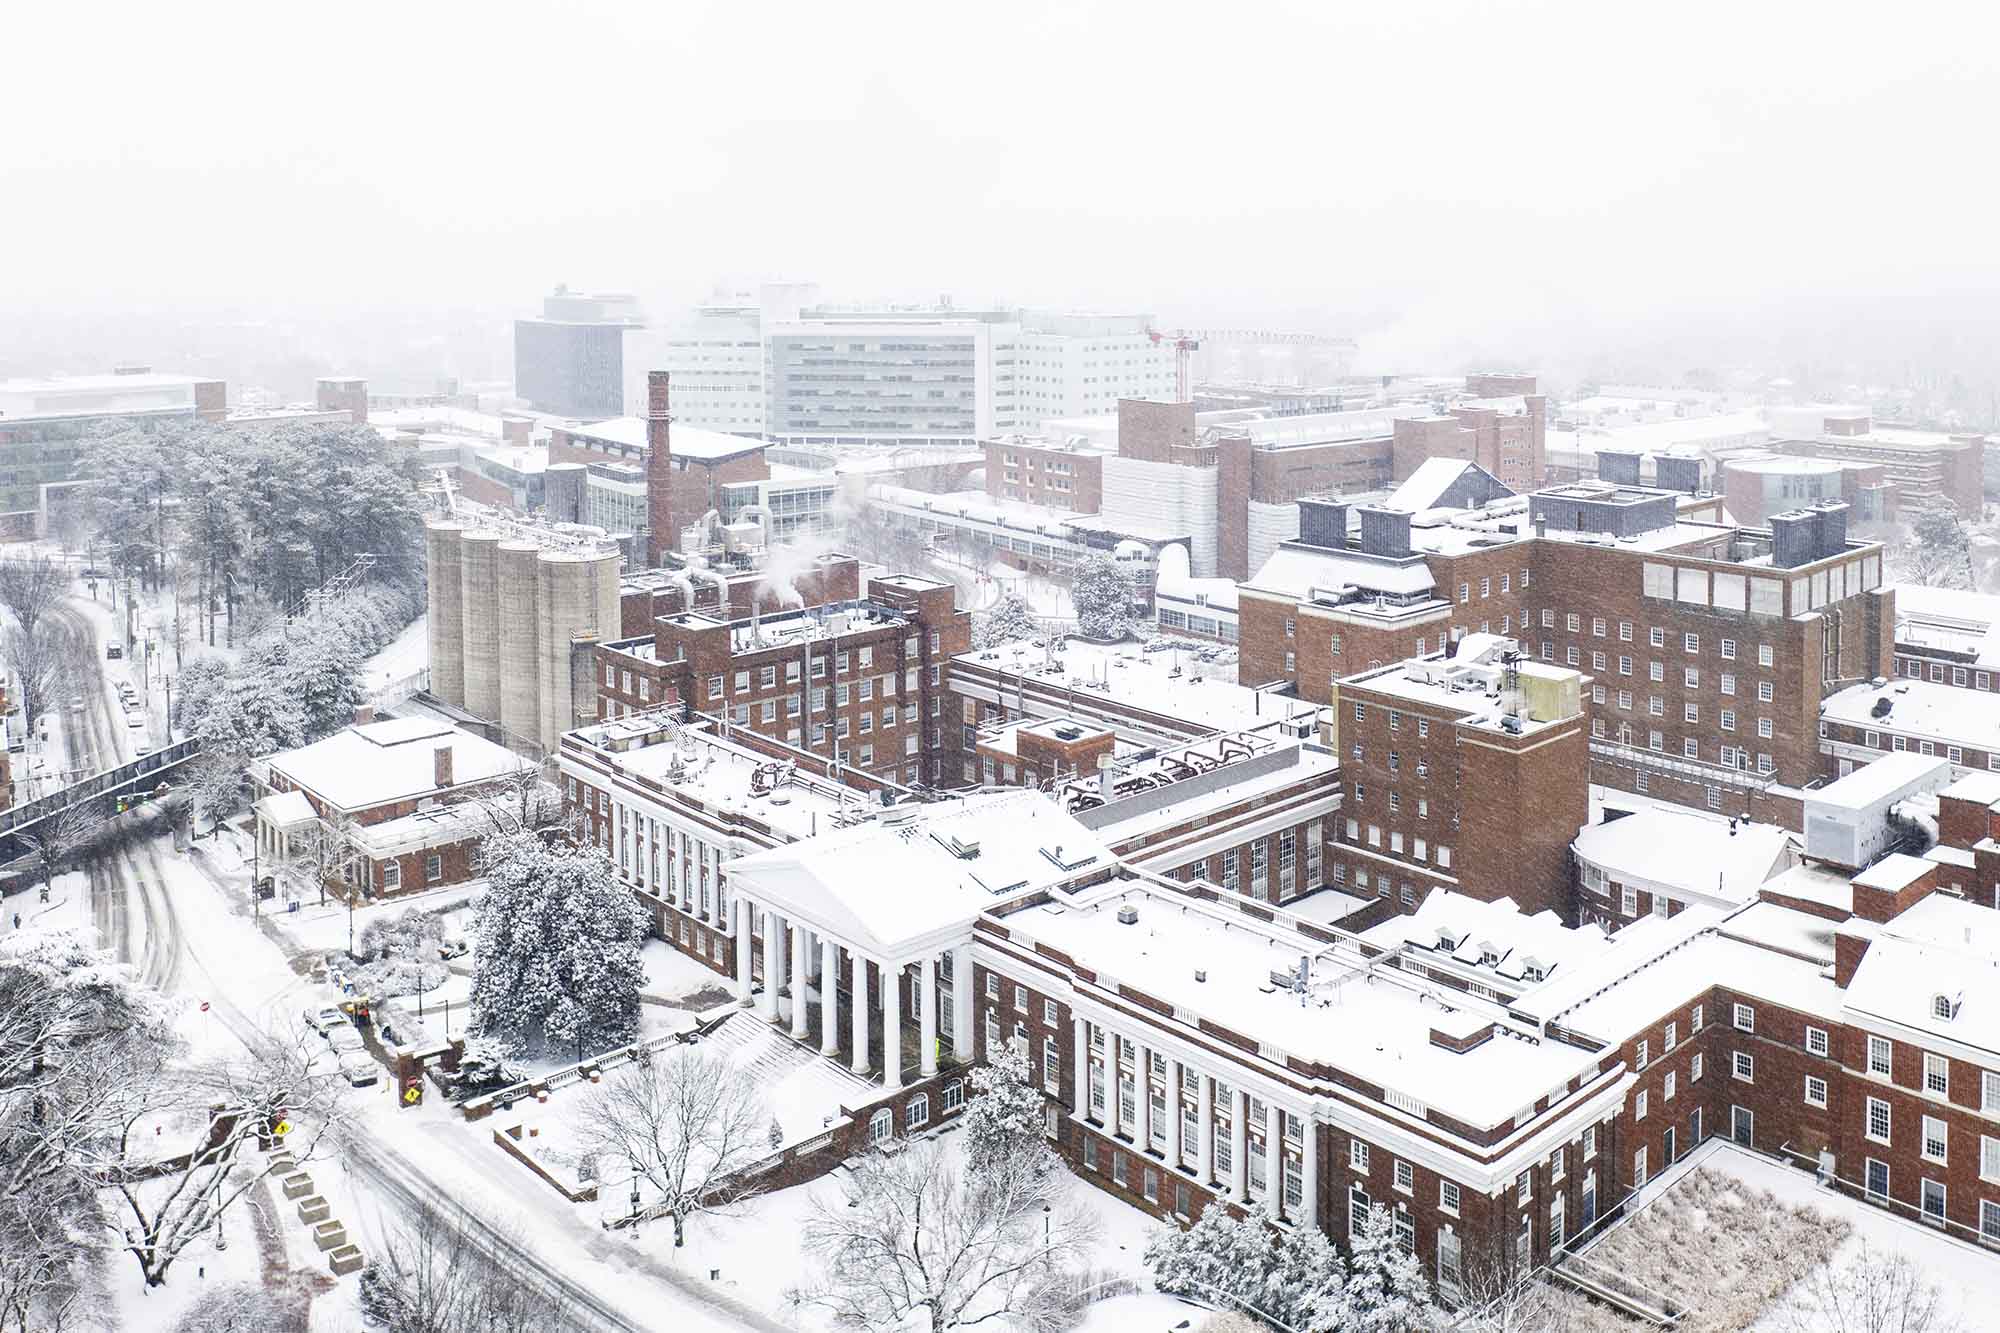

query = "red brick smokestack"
[646,371,673,567]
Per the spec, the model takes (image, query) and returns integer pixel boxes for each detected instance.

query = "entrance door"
[1690,1107,1702,1146]
[1663,1126,1677,1165]
[1732,1105,1754,1148]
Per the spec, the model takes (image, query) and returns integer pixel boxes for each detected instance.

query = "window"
[1923,1115,1948,1164]
[1867,1097,1892,1144]
[1440,1179,1461,1214]
[1634,1146,1648,1189]
[1866,1158,1889,1199]
[1806,1076,1828,1108]
[1665,1072,1677,1102]
[906,1094,930,1130]
[424,854,442,883]
[1637,1090,1648,1120]
[1733,1003,1755,1033]
[1395,1159,1413,1192]
[1806,1026,1829,1057]
[1517,1169,1532,1205]
[1733,1052,1754,1083]
[1350,1187,1370,1236]
[1922,1178,1947,1227]
[870,1108,893,1144]
[1350,1140,1370,1172]
[1637,1039,1649,1070]
[1868,1035,1892,1077]
[1926,1053,1950,1097]
[1692,1052,1704,1081]
[1986,1071,2000,1113]
[1650,627,1665,648]
[1983,1134,2000,1183]
[1759,645,1773,667]
[1721,637,1736,660]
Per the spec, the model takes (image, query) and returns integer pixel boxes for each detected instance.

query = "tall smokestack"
[646,371,673,568]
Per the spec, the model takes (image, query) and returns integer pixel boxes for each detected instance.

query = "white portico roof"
[723,790,1114,961]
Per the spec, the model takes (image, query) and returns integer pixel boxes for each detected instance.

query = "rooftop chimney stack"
[1596,449,1643,486]
[434,744,455,789]
[1654,454,1703,495]
[1812,500,1850,558]
[1769,510,1818,569]
[1296,497,1351,551]
[645,371,673,568]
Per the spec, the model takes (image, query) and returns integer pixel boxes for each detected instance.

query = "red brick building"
[1391,376,1548,495]
[594,574,972,787]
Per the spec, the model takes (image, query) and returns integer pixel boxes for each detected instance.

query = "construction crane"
[1145,328,1201,403]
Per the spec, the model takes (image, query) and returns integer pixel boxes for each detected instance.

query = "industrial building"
[513,286,645,419]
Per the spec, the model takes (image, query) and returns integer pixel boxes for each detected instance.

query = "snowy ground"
[664,1126,1165,1331]
[363,613,428,696]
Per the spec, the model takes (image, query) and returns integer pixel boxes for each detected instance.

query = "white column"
[1265,1099,1285,1219]
[1231,1089,1250,1203]
[790,923,810,1040]
[1299,1108,1319,1232]
[733,897,753,1004]
[850,952,871,1076]
[1135,1040,1152,1150]
[1072,1018,1088,1118]
[950,944,974,1059]
[819,937,839,1057]
[1106,1030,1122,1139]
[759,908,782,1020]
[1198,1073,1215,1186]
[1169,1059,1183,1166]
[881,962,902,1091]
[918,956,938,1076]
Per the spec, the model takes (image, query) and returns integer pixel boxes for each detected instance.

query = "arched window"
[1933,994,1956,1021]
[869,1108,893,1144]
[906,1095,930,1130]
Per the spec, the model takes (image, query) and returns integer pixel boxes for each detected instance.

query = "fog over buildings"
[5,1,1999,404]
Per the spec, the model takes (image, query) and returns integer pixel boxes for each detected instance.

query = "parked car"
[302,1005,344,1035]
[126,716,143,730]
[338,1051,380,1087]
[325,1024,365,1055]
[438,934,470,961]
[104,644,122,660]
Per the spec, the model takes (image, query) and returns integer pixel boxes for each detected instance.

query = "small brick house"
[255,711,535,900]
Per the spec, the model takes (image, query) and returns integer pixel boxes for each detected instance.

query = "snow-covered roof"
[348,801,498,858]
[1363,890,1614,986]
[723,791,1113,960]
[1384,458,1485,514]
[253,789,317,829]
[1153,543,1239,614]
[955,638,1314,739]
[1852,852,1932,894]
[1844,894,2000,1058]
[1894,585,2000,667]
[1572,808,1794,907]
[1549,921,1843,1038]
[1940,771,2000,807]
[559,415,768,463]
[1244,542,1436,600]
[1760,862,1856,915]
[1822,680,2000,754]
[1015,879,1609,1131]
[267,719,531,814]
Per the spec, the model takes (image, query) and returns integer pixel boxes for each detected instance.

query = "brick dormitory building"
[556,699,2000,1294]
[1236,461,1894,826]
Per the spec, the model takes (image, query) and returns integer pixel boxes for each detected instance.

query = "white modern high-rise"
[658,285,1172,446]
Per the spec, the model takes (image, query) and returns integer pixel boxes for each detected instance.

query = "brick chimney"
[353,704,376,726]
[434,745,454,789]
[645,371,673,567]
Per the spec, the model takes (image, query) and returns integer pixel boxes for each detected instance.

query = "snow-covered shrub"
[963,1036,1053,1176]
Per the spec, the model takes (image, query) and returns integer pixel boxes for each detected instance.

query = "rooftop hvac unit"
[1116,905,1139,925]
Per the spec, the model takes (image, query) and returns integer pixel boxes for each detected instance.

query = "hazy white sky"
[4,0,1996,365]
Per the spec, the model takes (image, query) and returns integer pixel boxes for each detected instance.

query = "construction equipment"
[1146,328,1202,403]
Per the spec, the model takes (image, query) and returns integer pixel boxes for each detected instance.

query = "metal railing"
[0,737,202,838]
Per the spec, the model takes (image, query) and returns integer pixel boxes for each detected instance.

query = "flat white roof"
[1846,894,2000,1058]
[1822,682,2000,755]
[1362,890,1613,986]
[1018,881,1605,1129]
[957,637,1314,735]
[561,415,768,462]
[1246,542,1435,599]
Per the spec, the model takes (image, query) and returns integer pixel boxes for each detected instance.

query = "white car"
[338,1051,380,1087]
[325,1024,365,1055]
[125,716,143,730]
[303,1005,344,1036]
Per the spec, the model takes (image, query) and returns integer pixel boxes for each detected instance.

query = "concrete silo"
[424,517,467,707]
[457,529,503,720]
[496,539,542,748]
[534,547,623,753]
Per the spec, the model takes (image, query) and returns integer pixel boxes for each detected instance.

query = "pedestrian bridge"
[0,737,202,852]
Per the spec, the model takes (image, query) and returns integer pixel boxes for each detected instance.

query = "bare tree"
[104,1026,349,1287]
[567,1046,768,1248]
[0,558,68,645]
[284,809,357,907]
[792,1139,1099,1333]
[1444,1254,1591,1333]
[20,799,106,893]
[169,1282,305,1333]
[359,1197,579,1333]
[475,762,563,838]
[4,623,64,736]
[1773,1242,1963,1333]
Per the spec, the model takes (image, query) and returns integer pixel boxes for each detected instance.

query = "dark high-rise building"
[513,286,642,419]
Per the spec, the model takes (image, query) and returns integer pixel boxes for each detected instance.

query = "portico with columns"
[720,793,1106,1091]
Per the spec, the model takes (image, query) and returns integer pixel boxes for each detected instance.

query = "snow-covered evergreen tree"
[1072,554,1135,641]
[962,1036,1052,1175]
[469,830,648,1058]
[1342,1205,1439,1333]
[1269,1223,1347,1332]
[974,593,1043,649]
[1145,1204,1279,1319]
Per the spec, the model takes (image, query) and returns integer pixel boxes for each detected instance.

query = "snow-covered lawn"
[641,936,735,1009]
[363,613,428,692]
[659,1125,1165,1331]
